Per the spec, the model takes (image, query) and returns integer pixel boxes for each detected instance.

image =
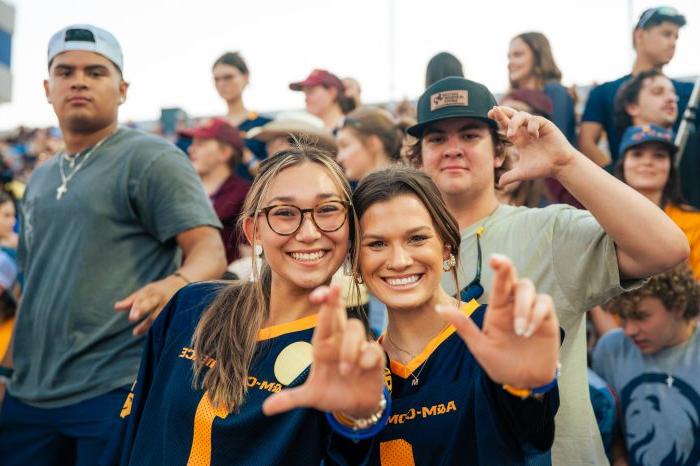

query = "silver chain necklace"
[386,332,428,386]
[56,135,111,200]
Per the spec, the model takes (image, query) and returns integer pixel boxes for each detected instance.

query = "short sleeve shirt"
[592,329,700,466]
[582,75,694,165]
[11,127,221,407]
[442,203,640,465]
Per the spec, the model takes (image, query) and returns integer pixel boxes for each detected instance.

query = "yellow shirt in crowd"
[0,317,13,361]
[665,204,700,279]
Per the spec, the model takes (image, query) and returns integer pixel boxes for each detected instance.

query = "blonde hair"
[192,144,358,411]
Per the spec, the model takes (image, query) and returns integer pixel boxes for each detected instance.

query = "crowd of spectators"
[0,5,698,466]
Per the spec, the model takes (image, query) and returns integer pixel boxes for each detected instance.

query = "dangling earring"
[254,245,263,257]
[353,272,364,285]
[343,251,352,276]
[443,254,456,272]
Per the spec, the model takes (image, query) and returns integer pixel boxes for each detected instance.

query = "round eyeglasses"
[258,200,351,236]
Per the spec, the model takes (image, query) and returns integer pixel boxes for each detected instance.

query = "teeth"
[290,251,325,262]
[386,275,420,286]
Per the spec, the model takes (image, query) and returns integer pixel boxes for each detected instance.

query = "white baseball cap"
[48,24,123,72]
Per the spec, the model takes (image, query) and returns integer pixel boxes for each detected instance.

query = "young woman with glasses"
[115,146,388,465]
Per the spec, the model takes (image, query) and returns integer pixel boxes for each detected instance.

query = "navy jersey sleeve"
[116,288,182,466]
[479,371,559,455]
[472,305,559,456]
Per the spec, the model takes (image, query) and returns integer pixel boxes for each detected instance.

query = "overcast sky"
[0,0,698,130]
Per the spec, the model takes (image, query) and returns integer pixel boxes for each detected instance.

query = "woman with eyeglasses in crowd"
[346,166,562,465]
[114,146,388,465]
[211,52,271,179]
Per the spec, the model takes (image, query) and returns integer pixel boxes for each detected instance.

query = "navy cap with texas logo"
[407,77,498,137]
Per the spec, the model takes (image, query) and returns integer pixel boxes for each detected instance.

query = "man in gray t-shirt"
[0,24,226,465]
[592,266,700,466]
[406,77,688,464]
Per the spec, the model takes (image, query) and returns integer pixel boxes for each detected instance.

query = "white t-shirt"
[442,203,639,465]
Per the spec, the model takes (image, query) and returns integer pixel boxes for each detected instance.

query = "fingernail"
[524,323,535,338]
[514,317,526,336]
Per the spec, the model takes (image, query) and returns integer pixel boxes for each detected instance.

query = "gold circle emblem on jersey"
[274,341,313,386]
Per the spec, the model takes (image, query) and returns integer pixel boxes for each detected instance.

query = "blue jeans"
[0,385,129,466]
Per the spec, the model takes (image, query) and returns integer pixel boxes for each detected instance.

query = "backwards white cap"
[48,24,123,72]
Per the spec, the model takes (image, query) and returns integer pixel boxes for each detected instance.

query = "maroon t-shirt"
[211,174,250,263]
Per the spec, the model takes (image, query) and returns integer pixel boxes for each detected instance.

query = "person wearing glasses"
[115,146,388,466]
[351,166,561,465]
[406,76,688,465]
[580,6,691,169]
[210,52,271,180]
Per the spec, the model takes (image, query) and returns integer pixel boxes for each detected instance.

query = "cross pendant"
[666,374,674,387]
[56,184,68,200]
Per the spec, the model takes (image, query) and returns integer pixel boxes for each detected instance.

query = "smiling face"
[245,162,350,291]
[508,37,535,87]
[359,194,450,311]
[44,50,127,133]
[420,118,501,199]
[622,142,672,197]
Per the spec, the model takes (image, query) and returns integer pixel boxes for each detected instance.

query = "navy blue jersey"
[115,282,371,466]
[374,301,559,465]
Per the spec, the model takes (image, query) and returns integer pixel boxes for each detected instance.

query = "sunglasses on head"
[637,6,681,29]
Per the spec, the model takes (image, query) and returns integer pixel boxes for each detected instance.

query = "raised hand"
[435,254,559,389]
[488,105,579,187]
[262,284,386,418]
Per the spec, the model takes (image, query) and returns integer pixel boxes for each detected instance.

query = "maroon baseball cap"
[179,118,244,152]
[289,69,345,92]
